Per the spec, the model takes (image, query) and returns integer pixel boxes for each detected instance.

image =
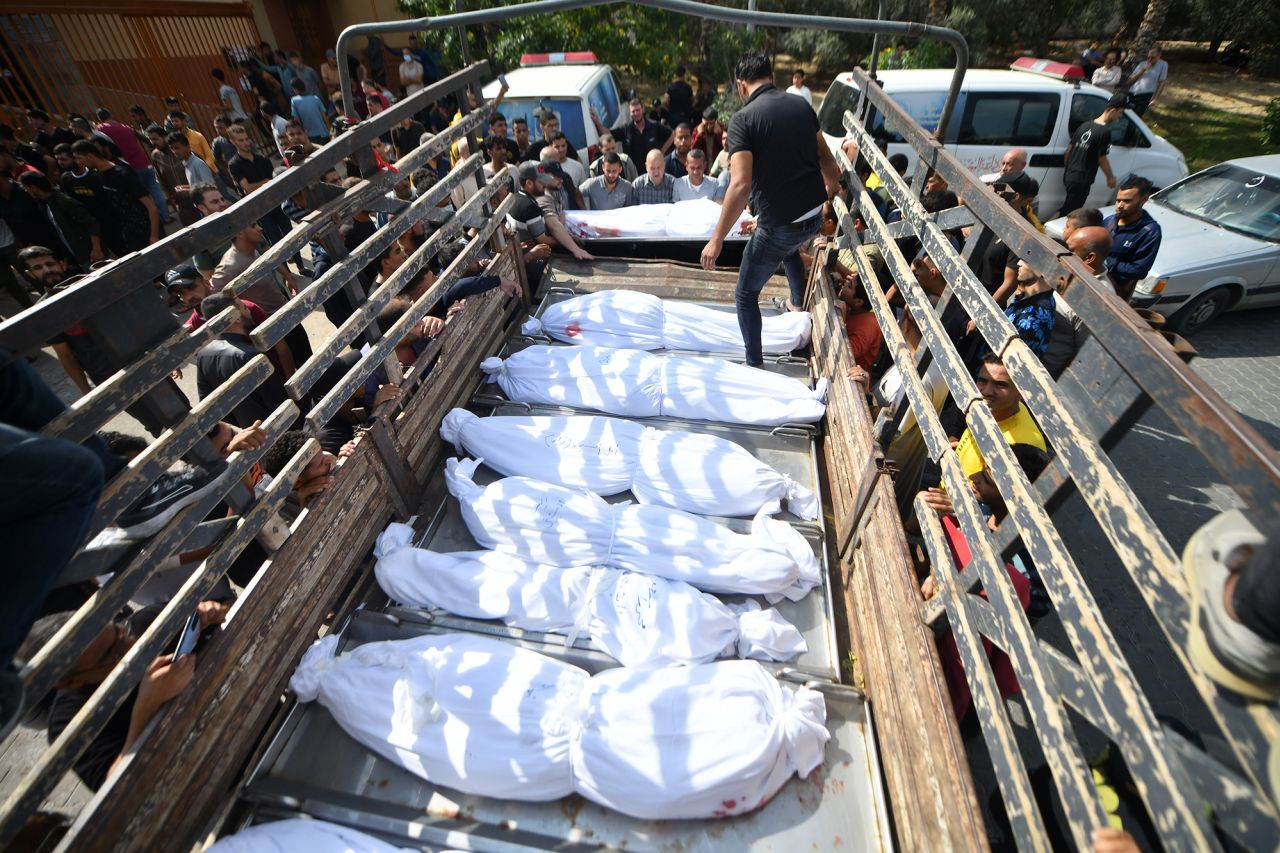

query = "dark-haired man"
[69,138,159,253]
[664,65,694,128]
[579,153,634,210]
[195,290,291,427]
[26,109,76,154]
[17,172,103,266]
[211,67,248,122]
[487,113,522,162]
[1104,174,1162,301]
[702,50,840,367]
[1059,94,1123,218]
[665,123,693,179]
[619,99,672,166]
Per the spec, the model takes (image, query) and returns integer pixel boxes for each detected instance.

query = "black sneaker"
[116,465,221,540]
[0,670,25,741]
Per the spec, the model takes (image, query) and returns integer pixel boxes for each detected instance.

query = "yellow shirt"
[955,402,1047,479]
[184,128,217,170]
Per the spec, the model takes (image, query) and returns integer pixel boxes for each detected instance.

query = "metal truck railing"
[0,61,531,848]
[824,67,1279,851]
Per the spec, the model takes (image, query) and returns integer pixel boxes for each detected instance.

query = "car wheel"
[1168,286,1232,335]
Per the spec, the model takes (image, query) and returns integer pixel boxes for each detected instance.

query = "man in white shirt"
[547,135,587,186]
[167,131,217,186]
[672,149,722,202]
[1126,46,1168,117]
[399,49,425,97]
[785,69,813,106]
[482,135,520,189]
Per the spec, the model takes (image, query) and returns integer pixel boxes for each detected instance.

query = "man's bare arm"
[700,150,753,270]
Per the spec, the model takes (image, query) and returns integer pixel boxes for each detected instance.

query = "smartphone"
[498,73,508,88]
[173,611,202,659]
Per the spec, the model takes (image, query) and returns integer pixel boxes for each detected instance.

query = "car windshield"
[1156,163,1280,241]
[817,79,952,143]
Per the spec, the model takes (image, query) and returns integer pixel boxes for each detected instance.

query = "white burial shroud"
[444,458,820,602]
[206,819,413,853]
[480,344,827,427]
[520,289,812,354]
[289,632,830,820]
[373,522,807,668]
[440,408,819,520]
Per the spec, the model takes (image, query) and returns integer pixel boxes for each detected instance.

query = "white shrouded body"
[440,409,819,519]
[480,344,827,427]
[289,632,830,820]
[373,522,807,667]
[444,458,820,602]
[521,289,812,354]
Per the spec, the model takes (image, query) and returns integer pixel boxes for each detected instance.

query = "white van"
[818,60,1189,217]
[481,52,627,164]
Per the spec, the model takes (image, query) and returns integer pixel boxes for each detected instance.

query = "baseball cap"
[164,265,201,291]
[518,161,552,185]
[538,158,568,181]
[994,170,1038,198]
[325,48,336,58]
[1106,93,1129,110]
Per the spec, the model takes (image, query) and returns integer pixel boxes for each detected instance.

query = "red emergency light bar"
[519,51,598,66]
[1010,56,1085,81]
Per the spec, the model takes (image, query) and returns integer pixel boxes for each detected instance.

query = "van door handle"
[1029,153,1063,167]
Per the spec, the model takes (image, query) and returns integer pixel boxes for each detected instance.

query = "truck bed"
[220,266,894,851]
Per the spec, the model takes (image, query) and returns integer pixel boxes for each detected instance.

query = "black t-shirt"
[620,120,672,168]
[228,152,273,190]
[976,232,1020,293]
[36,127,77,152]
[391,120,426,159]
[99,163,151,251]
[1064,120,1111,187]
[666,79,694,122]
[508,190,548,241]
[727,84,825,227]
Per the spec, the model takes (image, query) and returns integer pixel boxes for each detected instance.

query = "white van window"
[1069,93,1150,149]
[590,75,621,129]
[959,92,1059,146]
[817,79,951,142]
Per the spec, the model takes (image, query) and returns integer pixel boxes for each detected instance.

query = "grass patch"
[1146,98,1280,173]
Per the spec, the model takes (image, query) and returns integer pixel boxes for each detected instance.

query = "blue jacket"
[1103,210,1162,287]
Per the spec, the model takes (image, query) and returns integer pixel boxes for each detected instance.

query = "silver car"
[1048,154,1280,334]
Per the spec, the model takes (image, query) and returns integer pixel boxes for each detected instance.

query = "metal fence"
[0,61,519,848]
[828,66,1280,851]
[0,1,262,142]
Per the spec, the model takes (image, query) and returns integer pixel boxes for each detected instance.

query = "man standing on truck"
[701,51,840,368]
[1058,94,1123,218]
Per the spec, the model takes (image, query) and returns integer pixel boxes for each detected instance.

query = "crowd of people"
[1077,42,1169,116]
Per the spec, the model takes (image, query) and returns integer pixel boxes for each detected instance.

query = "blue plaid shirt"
[632,173,675,205]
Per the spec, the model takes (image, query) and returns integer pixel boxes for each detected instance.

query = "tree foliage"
[397,0,764,92]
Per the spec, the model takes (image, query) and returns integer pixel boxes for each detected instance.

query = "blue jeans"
[134,166,170,224]
[0,354,124,670]
[734,214,821,365]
